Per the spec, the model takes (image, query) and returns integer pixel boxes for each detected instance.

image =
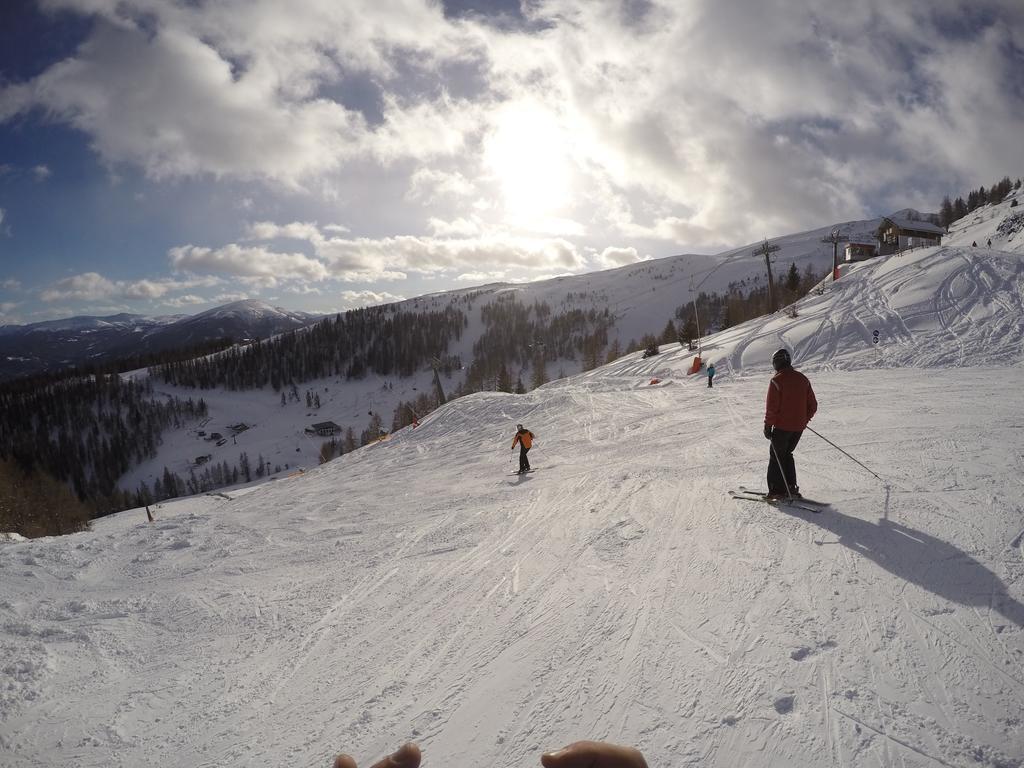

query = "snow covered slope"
[2,234,1023,767]
[115,214,888,493]
[945,187,1024,254]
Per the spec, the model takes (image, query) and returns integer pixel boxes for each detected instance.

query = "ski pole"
[805,426,884,481]
[769,439,795,500]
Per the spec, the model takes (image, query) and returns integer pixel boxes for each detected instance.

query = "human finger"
[332,742,421,768]
[540,741,647,768]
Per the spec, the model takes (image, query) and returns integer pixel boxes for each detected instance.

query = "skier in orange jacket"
[511,424,535,474]
[764,349,817,499]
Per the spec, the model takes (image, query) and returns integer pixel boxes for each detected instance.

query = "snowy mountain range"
[3,191,1024,766]
[0,300,321,381]
[109,194,1021,498]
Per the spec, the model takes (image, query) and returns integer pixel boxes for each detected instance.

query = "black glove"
[763,425,773,440]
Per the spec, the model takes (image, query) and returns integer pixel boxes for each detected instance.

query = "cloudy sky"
[0,0,1021,324]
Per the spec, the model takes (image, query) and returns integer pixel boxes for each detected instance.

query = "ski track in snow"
[3,239,1024,767]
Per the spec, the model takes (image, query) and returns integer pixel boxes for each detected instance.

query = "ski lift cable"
[602,249,756,314]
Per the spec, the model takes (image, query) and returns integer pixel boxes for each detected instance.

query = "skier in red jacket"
[764,349,817,499]
[511,424,535,474]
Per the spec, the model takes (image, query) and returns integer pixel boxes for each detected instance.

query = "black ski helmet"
[517,423,524,430]
[772,348,791,371]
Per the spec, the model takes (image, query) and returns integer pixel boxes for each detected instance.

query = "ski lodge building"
[307,421,341,436]
[876,216,945,255]
[844,240,878,262]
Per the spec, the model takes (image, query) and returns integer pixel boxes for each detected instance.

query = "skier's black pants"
[519,445,531,473]
[767,429,802,494]
[707,377,713,388]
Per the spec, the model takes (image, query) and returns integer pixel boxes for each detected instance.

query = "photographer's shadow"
[781,506,1024,628]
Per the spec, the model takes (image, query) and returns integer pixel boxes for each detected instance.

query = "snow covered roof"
[310,421,340,431]
[880,216,945,236]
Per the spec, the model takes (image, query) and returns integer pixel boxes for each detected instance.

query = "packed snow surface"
[3,238,1024,767]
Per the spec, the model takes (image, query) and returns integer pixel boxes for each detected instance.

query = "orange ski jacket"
[764,368,817,431]
[512,429,534,449]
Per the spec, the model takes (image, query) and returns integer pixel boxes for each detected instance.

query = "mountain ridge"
[0,300,322,381]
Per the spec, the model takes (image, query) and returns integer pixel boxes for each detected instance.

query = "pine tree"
[641,334,660,358]
[605,339,622,363]
[0,459,91,537]
[582,335,601,371]
[953,197,967,220]
[659,319,677,345]
[319,439,339,464]
[785,262,800,294]
[497,365,513,393]
[530,355,548,390]
[361,413,384,445]
[939,196,954,227]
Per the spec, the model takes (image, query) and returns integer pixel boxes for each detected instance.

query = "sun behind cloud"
[484,101,574,231]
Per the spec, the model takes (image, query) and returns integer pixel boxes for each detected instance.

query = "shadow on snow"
[784,507,1024,628]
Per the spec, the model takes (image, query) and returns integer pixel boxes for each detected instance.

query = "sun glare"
[484,103,573,230]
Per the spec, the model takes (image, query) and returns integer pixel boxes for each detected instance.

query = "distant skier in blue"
[706,362,716,388]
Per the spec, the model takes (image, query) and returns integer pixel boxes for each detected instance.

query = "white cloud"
[247,221,325,243]
[211,221,588,283]
[2,2,480,186]
[428,216,482,237]
[455,271,507,283]
[408,168,477,204]
[39,271,221,302]
[338,290,405,308]
[4,22,364,186]
[169,243,330,281]
[32,164,51,181]
[283,284,323,295]
[1,0,1020,265]
[40,272,118,302]
[211,292,251,303]
[159,294,208,308]
[593,246,647,269]
[318,231,586,278]
[1,278,19,291]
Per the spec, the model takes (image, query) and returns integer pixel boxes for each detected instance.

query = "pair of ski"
[729,486,830,514]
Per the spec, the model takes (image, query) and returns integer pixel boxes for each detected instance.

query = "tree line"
[666,262,829,347]
[0,373,207,534]
[939,176,1021,228]
[152,305,467,390]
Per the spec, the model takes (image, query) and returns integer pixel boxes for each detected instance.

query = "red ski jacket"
[512,429,534,449]
[764,368,817,431]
